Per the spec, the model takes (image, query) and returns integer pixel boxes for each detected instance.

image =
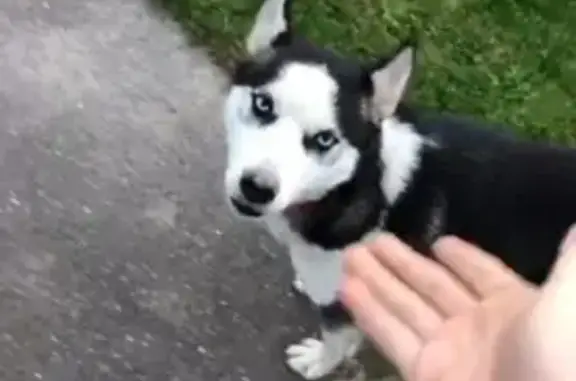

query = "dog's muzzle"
[229,168,279,218]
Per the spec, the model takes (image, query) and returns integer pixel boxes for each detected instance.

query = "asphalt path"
[0,1,324,380]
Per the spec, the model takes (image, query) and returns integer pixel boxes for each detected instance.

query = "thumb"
[522,226,576,381]
[532,223,576,326]
[546,223,576,286]
[559,223,576,257]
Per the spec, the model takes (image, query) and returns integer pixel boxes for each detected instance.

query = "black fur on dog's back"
[388,110,576,284]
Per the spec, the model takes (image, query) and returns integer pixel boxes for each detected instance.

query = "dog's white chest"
[264,216,344,305]
[289,242,344,306]
[264,216,381,306]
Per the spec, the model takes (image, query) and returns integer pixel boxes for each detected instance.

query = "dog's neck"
[281,116,427,250]
[379,116,428,205]
[283,168,385,250]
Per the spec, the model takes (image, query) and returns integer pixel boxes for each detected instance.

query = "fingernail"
[560,223,576,253]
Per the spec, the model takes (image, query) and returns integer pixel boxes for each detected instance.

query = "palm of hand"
[342,235,537,381]
[414,287,535,381]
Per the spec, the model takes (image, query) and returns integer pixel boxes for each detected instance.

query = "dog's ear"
[369,43,415,119]
[246,0,293,57]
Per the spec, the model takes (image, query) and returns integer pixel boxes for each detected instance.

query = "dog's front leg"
[289,253,308,297]
[286,301,363,380]
[285,244,363,379]
[291,274,307,295]
[261,217,309,297]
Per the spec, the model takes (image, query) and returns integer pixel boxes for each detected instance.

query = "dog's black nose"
[239,170,278,205]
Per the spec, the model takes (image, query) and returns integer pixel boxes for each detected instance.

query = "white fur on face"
[224,62,360,213]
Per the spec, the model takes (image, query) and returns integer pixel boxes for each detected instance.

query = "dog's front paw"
[285,337,336,380]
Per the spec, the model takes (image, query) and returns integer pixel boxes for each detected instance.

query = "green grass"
[153,0,576,143]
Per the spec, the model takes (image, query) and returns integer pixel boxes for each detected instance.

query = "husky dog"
[223,0,576,379]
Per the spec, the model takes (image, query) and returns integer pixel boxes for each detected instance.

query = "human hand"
[341,228,576,381]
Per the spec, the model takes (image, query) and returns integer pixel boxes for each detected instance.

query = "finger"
[433,236,525,297]
[344,244,443,338]
[363,234,477,317]
[341,277,421,378]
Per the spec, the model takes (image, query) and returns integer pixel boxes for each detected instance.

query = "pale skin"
[341,227,576,381]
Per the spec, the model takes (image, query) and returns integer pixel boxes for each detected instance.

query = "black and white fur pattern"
[223,0,576,379]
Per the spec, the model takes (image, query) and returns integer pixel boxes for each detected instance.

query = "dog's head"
[224,0,415,219]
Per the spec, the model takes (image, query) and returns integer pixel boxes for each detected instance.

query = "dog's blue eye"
[251,92,275,122]
[309,131,339,152]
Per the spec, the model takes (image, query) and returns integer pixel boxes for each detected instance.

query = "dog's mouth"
[230,196,321,222]
[230,197,264,218]
[282,200,320,224]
